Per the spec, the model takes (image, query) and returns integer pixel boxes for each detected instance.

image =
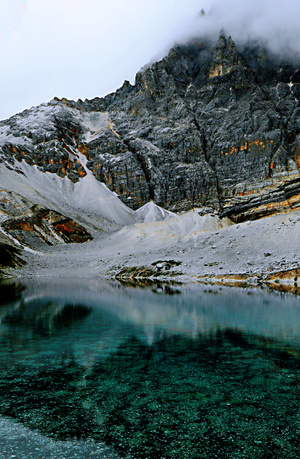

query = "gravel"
[0,417,120,459]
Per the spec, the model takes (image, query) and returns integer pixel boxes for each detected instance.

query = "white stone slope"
[0,101,176,231]
[1,149,300,289]
[1,101,300,287]
[14,201,300,290]
[0,101,228,237]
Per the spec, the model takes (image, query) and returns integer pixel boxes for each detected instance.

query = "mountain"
[1,32,300,284]
[2,33,300,223]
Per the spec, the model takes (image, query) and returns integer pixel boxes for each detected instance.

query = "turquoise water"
[0,279,300,458]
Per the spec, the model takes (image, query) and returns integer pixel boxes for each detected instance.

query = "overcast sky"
[1,0,299,121]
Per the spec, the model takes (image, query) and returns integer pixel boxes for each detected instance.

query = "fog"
[0,0,299,121]
[186,0,300,54]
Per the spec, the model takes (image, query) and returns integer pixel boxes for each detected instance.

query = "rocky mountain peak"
[0,33,300,228]
[208,33,245,78]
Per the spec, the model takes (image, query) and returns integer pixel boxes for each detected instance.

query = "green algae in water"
[0,281,300,458]
[0,331,299,458]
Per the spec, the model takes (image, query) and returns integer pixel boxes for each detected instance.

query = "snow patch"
[13,103,62,131]
[61,108,118,143]
[79,111,111,143]
[0,125,29,147]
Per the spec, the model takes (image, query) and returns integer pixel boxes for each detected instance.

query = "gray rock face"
[1,33,300,221]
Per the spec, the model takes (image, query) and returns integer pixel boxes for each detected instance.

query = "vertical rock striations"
[1,33,300,221]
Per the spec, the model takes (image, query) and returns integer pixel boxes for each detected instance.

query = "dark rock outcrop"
[0,191,92,247]
[2,207,92,246]
[1,33,300,221]
[0,243,25,270]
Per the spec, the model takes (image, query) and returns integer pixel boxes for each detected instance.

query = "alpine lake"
[0,278,299,459]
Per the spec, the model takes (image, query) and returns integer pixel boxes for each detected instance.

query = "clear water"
[0,279,300,458]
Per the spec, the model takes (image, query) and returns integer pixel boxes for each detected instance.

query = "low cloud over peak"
[184,0,300,56]
[0,0,299,121]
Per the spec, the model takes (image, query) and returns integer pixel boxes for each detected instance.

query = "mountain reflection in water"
[0,279,299,459]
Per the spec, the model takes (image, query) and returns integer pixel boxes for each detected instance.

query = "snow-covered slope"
[0,100,112,147]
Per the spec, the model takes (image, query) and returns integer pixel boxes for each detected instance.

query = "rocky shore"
[5,207,298,296]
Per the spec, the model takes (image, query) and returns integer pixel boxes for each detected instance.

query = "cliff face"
[1,33,300,223]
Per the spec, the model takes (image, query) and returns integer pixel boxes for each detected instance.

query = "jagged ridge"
[1,33,300,222]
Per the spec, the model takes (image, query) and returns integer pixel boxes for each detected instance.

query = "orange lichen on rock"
[17,221,34,232]
[7,145,18,154]
[132,108,141,116]
[296,147,300,169]
[77,143,88,155]
[133,195,142,205]
[248,139,265,151]
[197,269,300,295]
[65,159,72,169]
[220,145,239,156]
[287,193,300,207]
[221,139,274,157]
[209,63,237,78]
[229,197,300,222]
[53,220,91,243]
[77,167,86,178]
[3,208,92,245]
[238,190,255,197]
[264,268,300,294]
[266,268,299,283]
[143,81,154,95]
[209,64,227,78]
[106,176,113,186]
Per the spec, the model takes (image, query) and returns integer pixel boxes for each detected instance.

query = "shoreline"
[6,208,300,296]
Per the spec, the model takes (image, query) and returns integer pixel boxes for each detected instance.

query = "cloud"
[0,0,299,121]
[0,0,202,119]
[183,0,300,54]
